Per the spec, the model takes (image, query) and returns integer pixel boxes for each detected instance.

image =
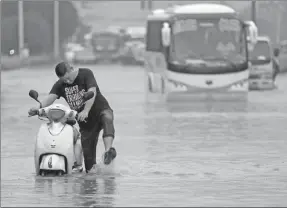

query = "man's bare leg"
[103,136,114,151]
[103,136,116,165]
[74,139,83,166]
[72,127,83,172]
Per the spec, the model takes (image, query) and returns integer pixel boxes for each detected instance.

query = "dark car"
[120,27,146,65]
[91,30,125,63]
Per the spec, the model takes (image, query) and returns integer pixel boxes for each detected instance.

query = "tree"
[58,1,80,43]
[1,12,52,55]
[24,1,80,43]
[1,1,80,54]
[23,12,52,55]
[1,1,18,18]
[1,16,18,54]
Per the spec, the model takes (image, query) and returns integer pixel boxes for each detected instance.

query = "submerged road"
[1,64,287,206]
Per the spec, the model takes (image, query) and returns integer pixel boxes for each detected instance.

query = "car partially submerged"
[91,29,126,63]
[65,32,97,64]
[73,46,96,64]
[120,26,146,65]
[248,36,277,90]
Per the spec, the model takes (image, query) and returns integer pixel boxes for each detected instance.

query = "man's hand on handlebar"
[28,107,39,116]
[77,109,89,122]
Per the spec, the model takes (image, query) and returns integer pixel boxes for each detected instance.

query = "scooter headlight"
[48,109,66,122]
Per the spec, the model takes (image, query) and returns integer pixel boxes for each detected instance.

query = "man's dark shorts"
[79,109,115,171]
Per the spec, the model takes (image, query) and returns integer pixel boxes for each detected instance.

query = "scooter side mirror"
[29,90,39,101]
[83,91,94,102]
[29,89,42,108]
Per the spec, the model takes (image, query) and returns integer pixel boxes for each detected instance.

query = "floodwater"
[1,64,287,207]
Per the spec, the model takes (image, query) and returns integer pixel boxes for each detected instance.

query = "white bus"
[145,3,258,102]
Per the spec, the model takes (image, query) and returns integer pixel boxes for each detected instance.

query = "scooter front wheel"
[57,170,65,176]
[40,170,46,176]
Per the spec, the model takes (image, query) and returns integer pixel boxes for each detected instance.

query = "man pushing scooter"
[28,62,117,173]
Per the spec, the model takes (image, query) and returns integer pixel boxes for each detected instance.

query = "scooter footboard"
[40,154,66,172]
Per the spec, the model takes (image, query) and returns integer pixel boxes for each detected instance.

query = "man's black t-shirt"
[50,68,111,129]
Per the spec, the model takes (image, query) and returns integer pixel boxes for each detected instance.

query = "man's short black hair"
[55,62,68,77]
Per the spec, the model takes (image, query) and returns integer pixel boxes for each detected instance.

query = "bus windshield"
[171,17,246,64]
[249,40,271,65]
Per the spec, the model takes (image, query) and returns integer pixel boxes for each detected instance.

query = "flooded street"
[1,64,287,207]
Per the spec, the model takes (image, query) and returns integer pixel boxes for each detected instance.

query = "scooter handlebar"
[28,108,47,118]
[29,107,80,123]
[28,109,39,117]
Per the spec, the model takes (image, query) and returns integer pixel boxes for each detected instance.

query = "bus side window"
[146,21,163,52]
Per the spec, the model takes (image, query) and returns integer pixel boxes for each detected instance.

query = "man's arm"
[29,82,61,116]
[40,81,62,108]
[40,94,58,108]
[83,69,98,112]
[83,87,97,112]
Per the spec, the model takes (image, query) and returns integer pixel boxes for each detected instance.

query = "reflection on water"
[76,176,117,207]
[146,92,251,113]
[33,172,117,207]
[166,101,248,113]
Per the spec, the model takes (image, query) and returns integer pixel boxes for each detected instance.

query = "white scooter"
[28,89,94,176]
